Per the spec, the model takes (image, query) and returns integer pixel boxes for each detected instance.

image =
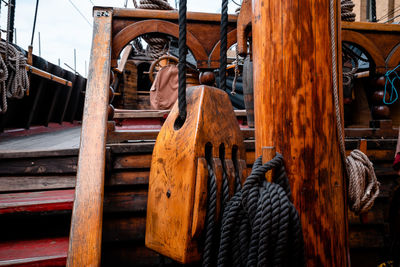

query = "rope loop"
[202,154,305,267]
[384,64,400,105]
[346,149,380,214]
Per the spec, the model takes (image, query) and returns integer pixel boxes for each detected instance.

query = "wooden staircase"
[0,149,77,266]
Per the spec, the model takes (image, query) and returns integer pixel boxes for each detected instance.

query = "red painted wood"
[0,237,68,266]
[0,122,80,138]
[0,189,74,214]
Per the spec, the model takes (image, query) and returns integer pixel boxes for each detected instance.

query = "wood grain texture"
[67,7,113,267]
[252,0,349,266]
[0,237,68,267]
[0,189,74,214]
[145,85,246,263]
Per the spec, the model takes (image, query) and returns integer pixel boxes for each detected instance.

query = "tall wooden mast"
[252,0,349,266]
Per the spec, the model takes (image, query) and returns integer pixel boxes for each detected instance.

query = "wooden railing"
[66,7,113,267]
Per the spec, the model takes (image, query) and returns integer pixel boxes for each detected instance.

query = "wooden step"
[0,190,74,214]
[0,237,68,266]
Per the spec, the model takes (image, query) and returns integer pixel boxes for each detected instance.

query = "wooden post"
[67,7,112,267]
[252,0,349,266]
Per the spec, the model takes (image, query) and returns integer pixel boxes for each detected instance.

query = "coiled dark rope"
[202,154,304,267]
[219,0,228,91]
[202,160,218,267]
[178,0,187,122]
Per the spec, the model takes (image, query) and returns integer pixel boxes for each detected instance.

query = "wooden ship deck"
[1,1,400,267]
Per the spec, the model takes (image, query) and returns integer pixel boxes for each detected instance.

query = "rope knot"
[346,149,380,214]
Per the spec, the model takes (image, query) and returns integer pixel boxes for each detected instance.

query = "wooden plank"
[0,156,78,175]
[0,189,74,214]
[112,8,238,22]
[25,65,73,87]
[0,237,68,267]
[0,176,76,192]
[113,154,152,169]
[102,243,165,267]
[108,171,149,186]
[67,7,113,267]
[103,216,146,242]
[104,189,147,213]
[0,148,79,159]
[348,225,385,248]
[341,21,400,32]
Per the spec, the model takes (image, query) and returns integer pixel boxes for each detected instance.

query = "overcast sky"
[2,0,239,77]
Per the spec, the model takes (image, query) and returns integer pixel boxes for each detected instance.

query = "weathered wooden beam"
[252,0,349,266]
[26,65,72,87]
[66,7,113,267]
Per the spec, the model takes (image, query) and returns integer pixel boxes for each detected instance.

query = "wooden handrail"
[66,7,113,267]
[25,65,73,87]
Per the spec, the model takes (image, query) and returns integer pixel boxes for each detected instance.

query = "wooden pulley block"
[145,85,247,263]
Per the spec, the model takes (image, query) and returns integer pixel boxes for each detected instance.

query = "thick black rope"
[178,0,187,121]
[203,154,304,267]
[202,161,218,267]
[219,0,228,91]
[370,0,377,22]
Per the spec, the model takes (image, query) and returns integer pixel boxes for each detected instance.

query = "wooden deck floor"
[0,127,81,154]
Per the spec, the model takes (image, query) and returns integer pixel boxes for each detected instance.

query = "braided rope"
[330,0,379,213]
[202,161,218,267]
[0,41,29,114]
[133,0,174,58]
[219,0,228,91]
[178,0,187,121]
[347,150,380,214]
[341,0,356,22]
[215,155,304,267]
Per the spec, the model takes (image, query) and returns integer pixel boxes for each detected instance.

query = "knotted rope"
[330,0,380,214]
[341,0,356,22]
[132,0,174,59]
[347,150,380,214]
[0,43,29,114]
[201,154,305,267]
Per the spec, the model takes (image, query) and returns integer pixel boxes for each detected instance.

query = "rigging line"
[89,0,95,5]
[377,4,400,21]
[67,0,92,27]
[30,0,39,46]
[378,4,400,21]
[384,12,400,23]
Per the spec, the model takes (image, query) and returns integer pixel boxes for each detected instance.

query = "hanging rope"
[341,0,356,22]
[231,44,240,95]
[132,0,174,59]
[347,150,380,214]
[219,0,228,91]
[178,0,187,121]
[330,0,380,215]
[0,0,29,113]
[202,154,305,267]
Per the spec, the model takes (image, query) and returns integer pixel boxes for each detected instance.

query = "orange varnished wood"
[236,0,252,56]
[252,0,349,266]
[111,9,237,69]
[191,158,208,239]
[341,22,400,73]
[145,85,246,263]
[262,146,275,182]
[66,7,113,267]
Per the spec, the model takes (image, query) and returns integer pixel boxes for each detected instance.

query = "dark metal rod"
[31,0,40,46]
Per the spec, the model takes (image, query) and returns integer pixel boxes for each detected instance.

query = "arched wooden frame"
[342,30,386,72]
[208,29,238,67]
[112,20,208,68]
[387,43,400,69]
